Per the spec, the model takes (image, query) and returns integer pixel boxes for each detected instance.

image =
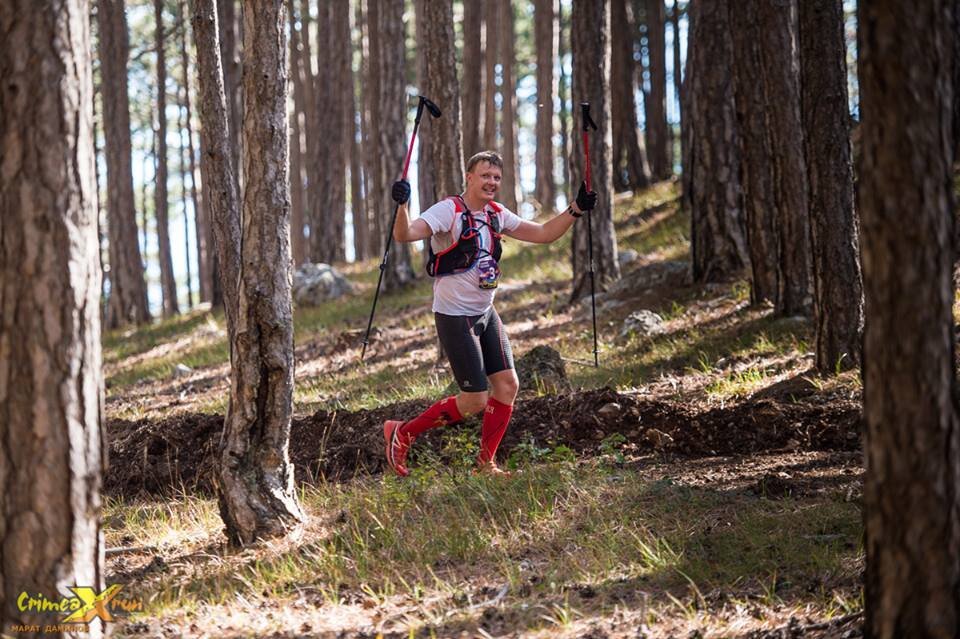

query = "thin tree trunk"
[97,0,151,327]
[558,1,571,194]
[611,0,651,191]
[858,0,960,635]
[347,1,365,263]
[415,0,436,214]
[482,2,500,151]
[364,0,384,255]
[299,0,318,261]
[1,1,106,634]
[799,0,862,372]
[571,0,620,302]
[687,0,749,283]
[645,0,670,179]
[181,0,208,303]
[462,0,482,159]
[499,0,521,212]
[330,0,350,263]
[671,0,682,176]
[178,72,194,309]
[534,0,557,211]
[379,0,415,291]
[155,0,179,317]
[287,0,306,266]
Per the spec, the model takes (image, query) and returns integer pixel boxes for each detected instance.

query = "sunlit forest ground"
[103,181,865,638]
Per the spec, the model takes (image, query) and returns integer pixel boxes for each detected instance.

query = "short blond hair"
[465,151,503,173]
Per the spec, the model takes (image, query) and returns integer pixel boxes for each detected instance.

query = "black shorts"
[435,307,515,392]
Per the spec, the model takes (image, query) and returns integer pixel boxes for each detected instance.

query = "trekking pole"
[360,96,442,362]
[581,103,599,368]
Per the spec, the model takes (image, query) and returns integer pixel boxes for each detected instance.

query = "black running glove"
[575,181,598,212]
[392,179,411,204]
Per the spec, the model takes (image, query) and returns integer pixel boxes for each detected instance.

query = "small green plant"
[598,432,627,465]
[507,437,553,467]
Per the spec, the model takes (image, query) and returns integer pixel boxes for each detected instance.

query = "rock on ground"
[292,262,354,306]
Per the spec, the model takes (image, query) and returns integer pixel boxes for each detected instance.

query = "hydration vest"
[426,195,503,277]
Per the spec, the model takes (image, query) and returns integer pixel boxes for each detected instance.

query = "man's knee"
[456,390,488,415]
[490,370,519,403]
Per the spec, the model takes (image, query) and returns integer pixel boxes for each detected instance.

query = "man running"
[384,151,597,476]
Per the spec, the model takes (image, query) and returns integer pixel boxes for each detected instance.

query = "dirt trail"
[105,385,860,498]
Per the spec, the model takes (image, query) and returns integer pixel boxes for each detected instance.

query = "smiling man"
[384,151,597,476]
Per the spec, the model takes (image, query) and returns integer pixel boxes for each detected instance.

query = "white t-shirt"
[419,197,523,316]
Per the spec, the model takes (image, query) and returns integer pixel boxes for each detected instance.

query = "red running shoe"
[384,420,412,477]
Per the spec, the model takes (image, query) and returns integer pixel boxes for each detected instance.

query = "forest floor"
[99,181,866,638]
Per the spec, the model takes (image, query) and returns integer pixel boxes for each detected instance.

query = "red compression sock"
[479,397,514,465]
[399,396,463,438]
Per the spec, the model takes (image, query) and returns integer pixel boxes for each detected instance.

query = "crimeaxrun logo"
[8,584,143,633]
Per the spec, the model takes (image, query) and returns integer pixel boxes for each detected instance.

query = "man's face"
[465,161,502,203]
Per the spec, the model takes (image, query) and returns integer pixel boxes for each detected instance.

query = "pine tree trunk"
[287,0,306,267]
[687,0,749,283]
[671,0,682,180]
[1,2,106,633]
[347,3,366,263]
[729,3,779,304]
[177,75,194,310]
[482,3,500,151]
[298,0,318,262]
[378,0,415,291]
[218,0,241,190]
[645,0,670,179]
[558,1,571,193]
[760,0,811,316]
[330,0,350,263]
[462,0,483,159]
[181,0,209,303]
[499,0,521,212]
[611,0,651,191]
[97,0,151,327]
[203,0,305,545]
[798,0,862,372]
[534,0,557,211]
[858,1,960,635]
[363,0,384,255]
[571,0,620,302]
[417,0,464,202]
[156,0,179,317]
[414,0,437,213]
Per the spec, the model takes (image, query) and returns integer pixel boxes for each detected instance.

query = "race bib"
[477,258,501,289]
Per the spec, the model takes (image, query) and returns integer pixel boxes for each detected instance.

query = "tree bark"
[197,0,305,545]
[287,0,306,266]
[1,1,106,633]
[347,2,366,263]
[181,0,209,303]
[534,0,557,211]
[686,0,749,283]
[177,67,194,310]
[414,0,436,215]
[462,0,482,159]
[558,1,571,193]
[858,0,960,633]
[377,0,416,291]
[798,0,862,372]
[645,0,670,180]
[417,0,464,203]
[571,0,620,302]
[363,0,383,254]
[155,0,180,317]
[482,1,500,151]
[298,0,318,262]
[670,0,682,171]
[330,0,350,263]
[97,0,151,327]
[611,0,651,191]
[499,0,521,212]
[218,0,241,193]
